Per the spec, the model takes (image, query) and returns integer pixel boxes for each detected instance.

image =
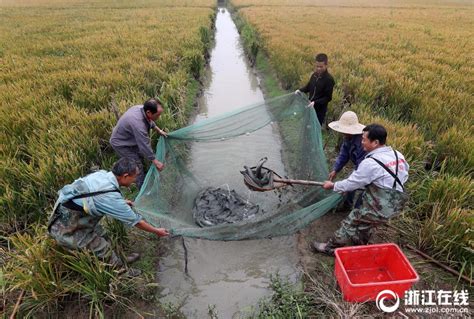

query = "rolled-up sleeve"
[333,159,379,193]
[95,193,142,227]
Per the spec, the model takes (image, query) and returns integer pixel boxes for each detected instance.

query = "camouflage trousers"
[48,205,122,266]
[328,184,408,248]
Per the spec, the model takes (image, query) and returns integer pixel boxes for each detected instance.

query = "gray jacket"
[110,105,157,160]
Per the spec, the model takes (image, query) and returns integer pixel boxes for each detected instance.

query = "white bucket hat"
[328,111,365,135]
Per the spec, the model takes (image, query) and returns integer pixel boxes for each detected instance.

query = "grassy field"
[0,0,215,316]
[230,0,473,284]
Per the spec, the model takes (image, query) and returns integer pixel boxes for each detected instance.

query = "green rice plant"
[103,217,129,259]
[233,0,473,167]
[3,226,141,318]
[368,78,421,123]
[417,205,473,278]
[435,127,474,176]
[249,274,311,319]
[1,3,217,314]
[357,111,429,165]
[3,227,71,317]
[199,24,213,51]
[159,70,189,128]
[409,173,473,217]
[183,48,206,80]
[0,0,216,231]
[61,250,137,319]
[235,16,260,66]
[273,53,306,90]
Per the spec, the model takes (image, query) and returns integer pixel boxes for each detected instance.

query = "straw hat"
[328,111,365,135]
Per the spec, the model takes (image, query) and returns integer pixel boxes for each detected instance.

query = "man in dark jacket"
[110,98,167,189]
[295,53,335,126]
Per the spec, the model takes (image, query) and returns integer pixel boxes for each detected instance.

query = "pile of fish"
[192,187,262,227]
[241,157,279,191]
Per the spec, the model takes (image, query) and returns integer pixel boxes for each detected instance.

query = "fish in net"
[192,187,263,227]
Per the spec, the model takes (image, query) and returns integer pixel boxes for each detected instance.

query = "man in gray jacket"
[110,98,167,189]
[312,124,409,255]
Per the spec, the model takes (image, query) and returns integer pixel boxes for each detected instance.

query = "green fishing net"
[135,93,342,240]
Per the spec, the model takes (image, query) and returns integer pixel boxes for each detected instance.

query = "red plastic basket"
[334,243,419,302]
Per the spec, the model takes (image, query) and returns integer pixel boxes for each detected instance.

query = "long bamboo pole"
[273,177,324,186]
[405,244,473,285]
[9,289,24,319]
[383,223,472,285]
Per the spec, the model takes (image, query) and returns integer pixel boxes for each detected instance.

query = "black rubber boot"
[125,252,140,264]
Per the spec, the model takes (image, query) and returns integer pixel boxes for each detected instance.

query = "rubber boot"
[125,252,140,264]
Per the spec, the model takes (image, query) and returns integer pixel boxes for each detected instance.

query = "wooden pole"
[9,289,24,319]
[273,177,324,187]
[405,244,473,285]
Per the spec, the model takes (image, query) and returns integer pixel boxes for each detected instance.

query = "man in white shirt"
[312,124,409,255]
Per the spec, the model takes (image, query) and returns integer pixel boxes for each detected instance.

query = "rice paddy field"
[0,0,215,316]
[230,0,473,279]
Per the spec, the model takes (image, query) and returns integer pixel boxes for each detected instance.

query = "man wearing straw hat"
[328,111,367,182]
[312,124,409,255]
[327,111,367,209]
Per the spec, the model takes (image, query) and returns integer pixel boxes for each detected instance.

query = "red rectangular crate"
[334,243,419,302]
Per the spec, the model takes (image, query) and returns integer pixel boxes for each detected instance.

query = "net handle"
[273,177,324,187]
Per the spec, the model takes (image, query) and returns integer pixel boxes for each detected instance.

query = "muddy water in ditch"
[158,8,300,318]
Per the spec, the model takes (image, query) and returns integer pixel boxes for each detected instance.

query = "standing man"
[295,53,335,126]
[312,124,409,255]
[110,98,167,189]
[48,158,169,267]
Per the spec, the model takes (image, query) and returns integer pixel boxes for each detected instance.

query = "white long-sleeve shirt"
[334,146,409,193]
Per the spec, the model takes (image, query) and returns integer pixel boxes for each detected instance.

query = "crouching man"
[48,158,169,267]
[312,124,409,255]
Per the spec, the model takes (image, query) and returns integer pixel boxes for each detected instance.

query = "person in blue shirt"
[48,158,169,267]
[328,111,367,180]
[327,111,367,208]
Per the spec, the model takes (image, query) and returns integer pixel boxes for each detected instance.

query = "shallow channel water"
[157,8,300,318]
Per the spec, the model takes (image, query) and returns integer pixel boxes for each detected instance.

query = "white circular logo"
[376,289,400,313]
